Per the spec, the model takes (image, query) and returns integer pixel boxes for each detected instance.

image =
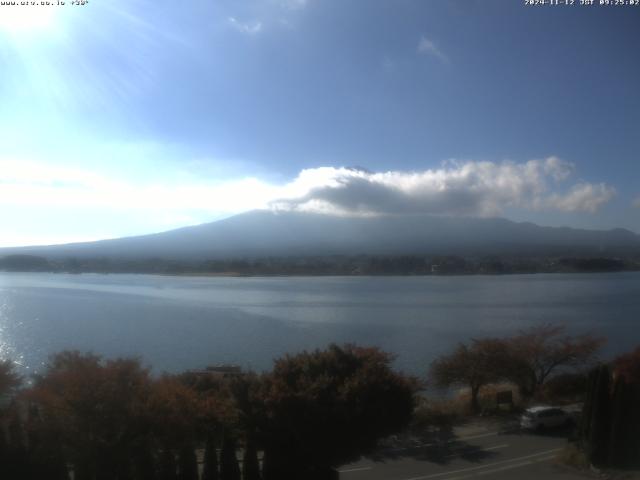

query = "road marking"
[445,444,509,458]
[446,455,557,480]
[338,466,373,473]
[482,444,508,451]
[456,432,499,442]
[386,431,501,453]
[401,448,562,480]
[341,443,510,472]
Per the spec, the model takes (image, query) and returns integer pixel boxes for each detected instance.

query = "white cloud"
[225,0,308,36]
[0,234,104,249]
[271,158,615,216]
[0,157,613,218]
[543,183,616,213]
[417,36,448,63]
[0,157,617,246]
[228,17,263,35]
[0,159,278,214]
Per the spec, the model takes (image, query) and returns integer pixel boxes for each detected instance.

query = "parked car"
[520,406,572,431]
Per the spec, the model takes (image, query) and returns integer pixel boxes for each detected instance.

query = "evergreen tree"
[132,444,156,480]
[178,444,198,480]
[74,460,92,480]
[159,448,178,480]
[587,365,610,466]
[261,447,293,480]
[607,375,627,467]
[220,433,241,480]
[242,436,261,480]
[202,434,219,480]
[578,367,598,451]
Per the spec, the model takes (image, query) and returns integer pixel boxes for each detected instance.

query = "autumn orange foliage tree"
[430,325,604,409]
[613,346,640,384]
[429,339,510,413]
[28,351,153,480]
[260,344,418,480]
[505,324,604,398]
[146,375,203,480]
[0,360,26,480]
[0,360,21,396]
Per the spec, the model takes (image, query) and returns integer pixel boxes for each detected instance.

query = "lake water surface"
[0,272,638,376]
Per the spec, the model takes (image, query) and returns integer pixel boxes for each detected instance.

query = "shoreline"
[1,268,639,278]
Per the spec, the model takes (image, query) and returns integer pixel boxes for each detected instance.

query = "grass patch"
[411,396,465,431]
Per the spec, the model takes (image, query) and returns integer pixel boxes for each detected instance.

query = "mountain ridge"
[1,210,639,261]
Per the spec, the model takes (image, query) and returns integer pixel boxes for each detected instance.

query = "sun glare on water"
[0,4,59,35]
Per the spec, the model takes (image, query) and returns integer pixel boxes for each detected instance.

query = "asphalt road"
[339,421,592,480]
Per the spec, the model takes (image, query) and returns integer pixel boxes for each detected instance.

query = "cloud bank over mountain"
[271,157,616,217]
[0,156,619,247]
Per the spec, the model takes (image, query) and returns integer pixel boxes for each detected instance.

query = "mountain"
[1,210,640,261]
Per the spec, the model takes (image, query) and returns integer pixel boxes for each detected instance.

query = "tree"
[586,365,611,465]
[260,344,417,479]
[539,372,587,402]
[178,444,198,480]
[220,432,241,480]
[147,375,201,448]
[613,346,640,384]
[146,374,205,480]
[0,254,51,272]
[429,339,508,413]
[27,351,153,480]
[156,371,229,480]
[0,359,21,396]
[242,435,261,480]
[504,325,604,398]
[202,433,219,480]
[159,448,178,480]
[0,399,32,480]
[0,359,22,476]
[226,373,264,480]
[578,362,640,468]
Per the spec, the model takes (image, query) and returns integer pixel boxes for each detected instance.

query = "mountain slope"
[2,210,640,260]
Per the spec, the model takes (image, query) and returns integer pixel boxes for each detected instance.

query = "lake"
[0,272,639,377]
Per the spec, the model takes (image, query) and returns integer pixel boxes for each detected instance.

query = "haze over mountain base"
[2,210,640,260]
[1,211,639,275]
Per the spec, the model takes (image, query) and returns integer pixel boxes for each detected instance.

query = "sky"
[0,0,639,247]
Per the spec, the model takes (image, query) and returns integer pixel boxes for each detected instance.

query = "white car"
[520,406,572,431]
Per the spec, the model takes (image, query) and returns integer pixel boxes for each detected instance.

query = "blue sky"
[0,0,639,246]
